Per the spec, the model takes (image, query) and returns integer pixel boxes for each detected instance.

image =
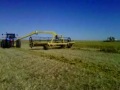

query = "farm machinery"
[0,31,74,50]
[0,33,21,48]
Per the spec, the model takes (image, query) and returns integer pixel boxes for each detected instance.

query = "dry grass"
[0,40,120,90]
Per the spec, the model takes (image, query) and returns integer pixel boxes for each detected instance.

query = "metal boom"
[17,30,58,42]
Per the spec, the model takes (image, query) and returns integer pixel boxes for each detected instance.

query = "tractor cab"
[6,33,16,39]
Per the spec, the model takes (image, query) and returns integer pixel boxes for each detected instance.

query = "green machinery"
[18,30,74,50]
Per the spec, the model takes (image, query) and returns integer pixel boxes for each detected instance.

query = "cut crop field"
[0,41,120,90]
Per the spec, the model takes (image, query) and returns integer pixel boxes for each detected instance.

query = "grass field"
[0,41,120,90]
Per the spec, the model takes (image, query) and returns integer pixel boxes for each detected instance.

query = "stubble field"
[0,41,120,90]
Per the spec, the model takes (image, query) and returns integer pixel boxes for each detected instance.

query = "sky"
[0,0,120,40]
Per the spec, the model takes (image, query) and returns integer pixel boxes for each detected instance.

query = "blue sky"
[0,0,120,40]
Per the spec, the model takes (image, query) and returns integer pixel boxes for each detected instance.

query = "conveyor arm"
[16,30,58,43]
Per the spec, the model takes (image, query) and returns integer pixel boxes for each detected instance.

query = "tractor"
[0,30,74,50]
[0,33,21,48]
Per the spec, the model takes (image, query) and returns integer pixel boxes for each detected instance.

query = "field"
[0,41,120,90]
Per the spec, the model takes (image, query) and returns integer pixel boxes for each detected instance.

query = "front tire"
[16,39,21,48]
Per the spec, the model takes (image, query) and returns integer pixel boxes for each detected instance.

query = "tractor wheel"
[16,39,21,48]
[7,40,11,48]
[0,41,2,47]
[1,40,6,48]
[67,44,72,48]
[43,45,49,50]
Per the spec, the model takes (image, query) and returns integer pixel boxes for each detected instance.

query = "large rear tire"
[1,40,6,48]
[1,41,3,48]
[16,39,21,48]
[7,40,11,48]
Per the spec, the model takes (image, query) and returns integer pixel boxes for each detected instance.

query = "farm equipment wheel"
[0,41,3,48]
[1,40,6,48]
[16,39,21,48]
[43,45,49,50]
[29,37,33,48]
[67,44,72,48]
[7,40,11,48]
[60,45,65,48]
[29,43,33,48]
